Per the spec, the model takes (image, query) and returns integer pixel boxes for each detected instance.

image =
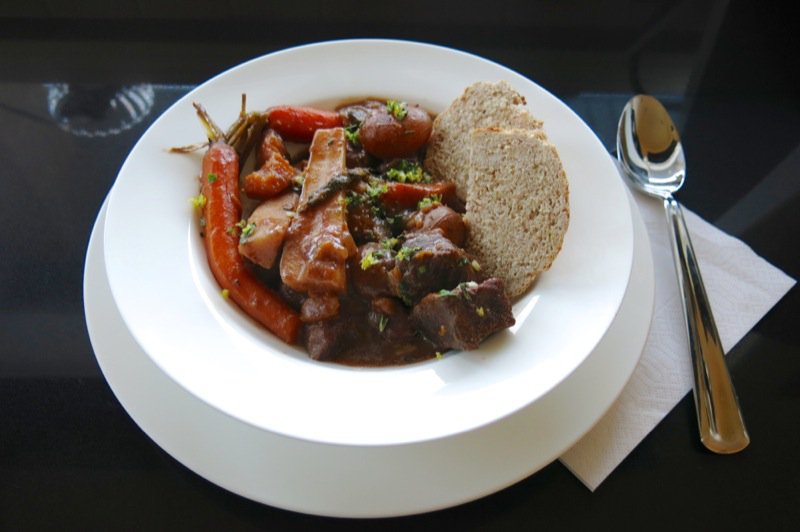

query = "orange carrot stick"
[379,181,462,212]
[200,141,301,344]
[267,105,344,143]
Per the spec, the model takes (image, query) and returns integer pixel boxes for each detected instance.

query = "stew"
[184,97,515,366]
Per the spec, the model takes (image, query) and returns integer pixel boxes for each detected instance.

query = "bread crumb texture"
[425,80,570,299]
[465,127,569,298]
[424,80,543,200]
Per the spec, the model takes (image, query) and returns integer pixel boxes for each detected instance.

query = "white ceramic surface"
[85,189,652,517]
[102,40,634,446]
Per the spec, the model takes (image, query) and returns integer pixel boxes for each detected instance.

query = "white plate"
[85,190,652,517]
[103,40,634,446]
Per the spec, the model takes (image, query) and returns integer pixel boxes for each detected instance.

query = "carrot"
[379,181,463,212]
[243,129,299,200]
[267,105,344,143]
[257,129,290,166]
[199,134,301,344]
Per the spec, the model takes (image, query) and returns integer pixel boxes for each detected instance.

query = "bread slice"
[424,80,543,200]
[465,127,569,299]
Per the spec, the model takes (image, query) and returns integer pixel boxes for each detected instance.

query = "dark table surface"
[2,2,798,530]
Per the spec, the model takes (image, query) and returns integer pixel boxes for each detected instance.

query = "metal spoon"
[617,95,750,454]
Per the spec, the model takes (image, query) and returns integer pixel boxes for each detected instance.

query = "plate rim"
[101,39,635,446]
[85,187,653,517]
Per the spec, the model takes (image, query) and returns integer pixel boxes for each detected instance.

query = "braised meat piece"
[393,231,482,305]
[303,295,433,365]
[405,203,467,246]
[300,293,340,323]
[369,297,416,342]
[347,199,393,245]
[350,242,400,299]
[410,278,515,351]
[303,319,348,361]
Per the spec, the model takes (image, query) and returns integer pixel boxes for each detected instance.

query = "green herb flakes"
[417,194,442,209]
[386,99,408,121]
[207,172,218,183]
[360,250,386,270]
[381,237,399,250]
[366,181,388,199]
[396,246,421,261]
[189,193,207,209]
[239,222,256,243]
[344,123,361,144]
[385,160,430,183]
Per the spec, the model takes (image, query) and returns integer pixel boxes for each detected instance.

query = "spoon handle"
[664,196,750,453]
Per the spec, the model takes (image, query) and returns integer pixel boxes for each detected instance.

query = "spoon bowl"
[616,95,749,454]
[617,95,686,197]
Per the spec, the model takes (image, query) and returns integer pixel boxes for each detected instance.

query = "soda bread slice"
[465,127,570,299]
[424,80,543,200]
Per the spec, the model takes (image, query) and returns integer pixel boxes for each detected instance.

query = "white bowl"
[103,39,634,447]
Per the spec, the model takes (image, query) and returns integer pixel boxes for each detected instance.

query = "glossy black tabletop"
[2,2,798,530]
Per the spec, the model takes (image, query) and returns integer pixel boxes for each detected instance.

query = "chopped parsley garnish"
[476,306,485,317]
[437,281,479,299]
[381,237,400,250]
[227,219,253,240]
[344,190,362,207]
[344,122,360,144]
[396,245,421,261]
[417,194,442,209]
[366,181,388,199]
[384,160,430,183]
[189,193,207,209]
[360,249,387,270]
[458,257,482,272]
[239,222,256,243]
[386,99,408,121]
[221,288,230,299]
[378,315,389,333]
[207,172,218,183]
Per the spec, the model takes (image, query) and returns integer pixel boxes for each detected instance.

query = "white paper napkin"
[559,179,796,491]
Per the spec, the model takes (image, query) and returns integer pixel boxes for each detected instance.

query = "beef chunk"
[410,278,515,351]
[393,231,482,305]
[302,295,433,365]
[303,319,348,361]
[369,297,416,342]
[347,199,393,245]
[405,203,467,246]
[350,242,400,299]
[300,293,340,323]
